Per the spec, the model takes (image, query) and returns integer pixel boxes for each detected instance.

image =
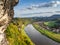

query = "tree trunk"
[0,0,19,45]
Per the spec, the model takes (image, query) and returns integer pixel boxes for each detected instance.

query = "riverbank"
[33,24,60,43]
[25,24,60,45]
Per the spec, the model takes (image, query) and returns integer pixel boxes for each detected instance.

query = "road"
[25,24,60,45]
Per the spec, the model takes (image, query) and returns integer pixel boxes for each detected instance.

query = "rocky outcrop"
[0,0,19,45]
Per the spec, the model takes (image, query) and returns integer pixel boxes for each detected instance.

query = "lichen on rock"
[0,0,19,45]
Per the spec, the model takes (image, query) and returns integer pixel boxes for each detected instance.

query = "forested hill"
[32,14,60,21]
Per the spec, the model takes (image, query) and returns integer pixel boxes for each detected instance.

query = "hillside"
[5,18,35,45]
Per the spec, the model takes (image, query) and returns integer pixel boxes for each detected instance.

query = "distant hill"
[32,14,60,21]
[49,14,60,19]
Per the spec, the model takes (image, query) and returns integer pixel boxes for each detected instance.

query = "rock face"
[0,0,19,45]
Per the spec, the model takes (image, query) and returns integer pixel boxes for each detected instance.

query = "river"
[25,24,60,45]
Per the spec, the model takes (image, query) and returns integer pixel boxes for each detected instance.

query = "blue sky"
[14,0,60,17]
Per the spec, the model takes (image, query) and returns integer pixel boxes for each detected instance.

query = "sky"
[14,0,60,17]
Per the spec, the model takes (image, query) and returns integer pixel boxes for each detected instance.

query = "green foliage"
[44,20,60,28]
[44,21,57,28]
[5,18,34,45]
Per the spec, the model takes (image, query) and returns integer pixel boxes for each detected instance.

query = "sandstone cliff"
[0,0,19,45]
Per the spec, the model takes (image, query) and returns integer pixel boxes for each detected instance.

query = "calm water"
[25,24,60,45]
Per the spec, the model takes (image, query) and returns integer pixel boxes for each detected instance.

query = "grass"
[44,21,56,28]
[5,18,35,45]
[33,24,60,43]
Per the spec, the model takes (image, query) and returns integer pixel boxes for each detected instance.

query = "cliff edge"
[0,0,19,45]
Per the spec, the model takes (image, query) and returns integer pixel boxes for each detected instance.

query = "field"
[44,21,56,28]
[5,18,35,45]
[33,23,60,43]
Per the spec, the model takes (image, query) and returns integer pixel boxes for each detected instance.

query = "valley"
[5,15,60,45]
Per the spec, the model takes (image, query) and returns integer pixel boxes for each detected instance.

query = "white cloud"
[14,0,60,17]
[51,1,60,7]
[24,0,60,10]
